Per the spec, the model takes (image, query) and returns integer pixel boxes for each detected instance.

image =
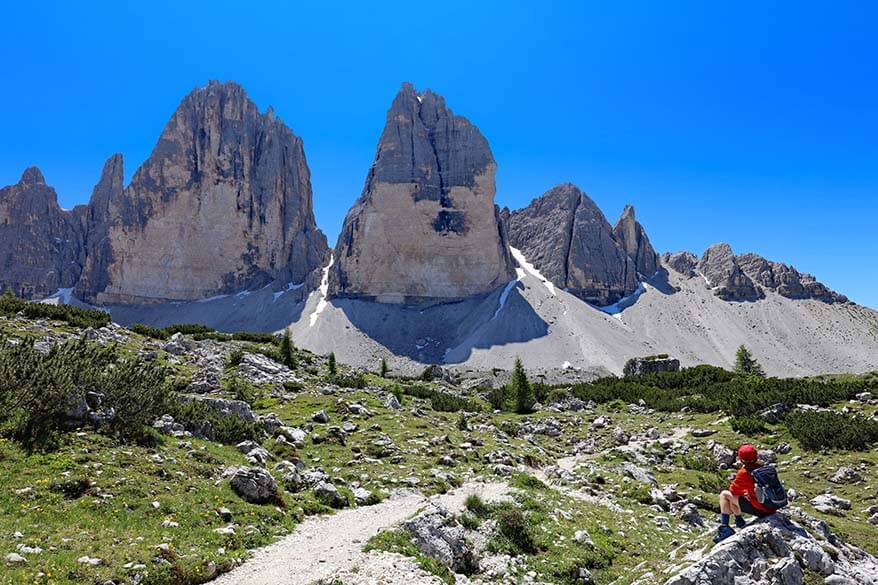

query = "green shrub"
[328,352,337,376]
[464,494,490,518]
[458,513,480,530]
[0,337,170,450]
[402,384,484,413]
[488,386,507,411]
[495,508,539,554]
[165,400,261,445]
[227,349,244,368]
[380,358,389,377]
[677,451,721,473]
[731,415,769,435]
[331,372,367,389]
[785,410,878,451]
[0,289,111,329]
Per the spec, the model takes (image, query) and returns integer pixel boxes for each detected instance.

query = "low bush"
[464,494,491,518]
[730,415,769,435]
[402,383,484,413]
[784,410,878,451]
[495,508,539,554]
[0,337,170,450]
[165,400,261,445]
[0,289,111,329]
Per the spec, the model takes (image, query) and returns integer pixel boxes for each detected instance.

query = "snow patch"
[509,247,556,295]
[196,294,229,303]
[492,262,528,321]
[273,281,305,302]
[309,254,334,327]
[598,283,647,319]
[42,288,73,304]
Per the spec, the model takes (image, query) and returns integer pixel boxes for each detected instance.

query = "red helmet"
[738,444,758,463]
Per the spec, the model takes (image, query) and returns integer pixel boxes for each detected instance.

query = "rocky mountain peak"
[73,80,328,304]
[0,169,83,298]
[505,183,639,306]
[736,252,848,304]
[612,203,659,277]
[330,83,514,303]
[19,166,47,186]
[697,243,762,302]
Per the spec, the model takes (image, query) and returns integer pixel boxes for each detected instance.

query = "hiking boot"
[735,516,747,529]
[713,525,735,543]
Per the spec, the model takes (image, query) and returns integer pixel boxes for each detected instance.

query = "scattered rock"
[226,467,278,504]
[402,503,478,574]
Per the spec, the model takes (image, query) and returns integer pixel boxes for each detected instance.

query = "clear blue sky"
[2,1,876,307]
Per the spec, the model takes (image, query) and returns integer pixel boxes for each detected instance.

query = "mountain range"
[2,80,876,377]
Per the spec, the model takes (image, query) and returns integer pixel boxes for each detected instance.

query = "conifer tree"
[511,357,535,414]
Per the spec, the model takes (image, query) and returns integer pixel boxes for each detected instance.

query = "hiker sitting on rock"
[715,443,784,543]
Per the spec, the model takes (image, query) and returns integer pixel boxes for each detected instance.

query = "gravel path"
[212,481,509,585]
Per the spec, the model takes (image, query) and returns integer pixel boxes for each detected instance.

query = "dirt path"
[212,481,509,585]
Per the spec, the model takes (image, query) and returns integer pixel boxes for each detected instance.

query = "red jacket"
[729,466,773,513]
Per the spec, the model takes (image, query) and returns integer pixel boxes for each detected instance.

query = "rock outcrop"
[697,243,763,302]
[736,252,847,304]
[505,183,639,305]
[77,80,328,303]
[666,510,878,585]
[0,168,84,298]
[663,251,698,277]
[329,83,515,303]
[613,204,659,277]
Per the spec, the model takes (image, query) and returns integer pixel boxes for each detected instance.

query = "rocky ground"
[1,314,877,585]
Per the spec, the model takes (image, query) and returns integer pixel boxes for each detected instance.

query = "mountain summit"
[329,83,515,303]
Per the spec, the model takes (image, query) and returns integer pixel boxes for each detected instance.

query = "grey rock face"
[73,154,124,300]
[697,243,763,302]
[665,511,878,585]
[623,356,681,377]
[78,80,328,303]
[329,82,515,303]
[736,252,847,304]
[402,503,478,574]
[0,168,84,298]
[226,466,278,504]
[505,183,638,305]
[613,204,659,277]
[663,251,698,277]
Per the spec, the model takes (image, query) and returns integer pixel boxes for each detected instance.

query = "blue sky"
[2,1,876,307]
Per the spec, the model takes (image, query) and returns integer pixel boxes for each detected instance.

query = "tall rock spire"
[612,204,659,277]
[329,83,515,303]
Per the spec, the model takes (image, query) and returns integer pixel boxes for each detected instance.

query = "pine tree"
[510,357,535,414]
[735,345,765,377]
[328,352,337,377]
[380,358,389,377]
[280,330,297,369]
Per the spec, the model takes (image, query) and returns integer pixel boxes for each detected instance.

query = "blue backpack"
[751,466,788,510]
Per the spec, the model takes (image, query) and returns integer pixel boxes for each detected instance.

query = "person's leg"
[719,491,736,525]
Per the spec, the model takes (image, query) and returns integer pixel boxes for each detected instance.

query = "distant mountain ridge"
[1,79,872,376]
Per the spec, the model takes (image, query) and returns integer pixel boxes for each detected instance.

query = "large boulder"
[504,183,639,305]
[329,82,515,303]
[402,503,478,574]
[665,510,878,585]
[226,467,278,504]
[77,80,328,303]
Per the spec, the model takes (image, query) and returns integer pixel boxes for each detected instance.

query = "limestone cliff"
[0,168,84,298]
[329,83,515,303]
[78,80,328,304]
[505,183,639,305]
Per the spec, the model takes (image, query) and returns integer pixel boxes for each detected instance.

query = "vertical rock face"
[612,204,659,277]
[0,168,83,298]
[697,243,762,302]
[329,83,515,303]
[78,80,328,304]
[74,154,124,300]
[505,183,638,305]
